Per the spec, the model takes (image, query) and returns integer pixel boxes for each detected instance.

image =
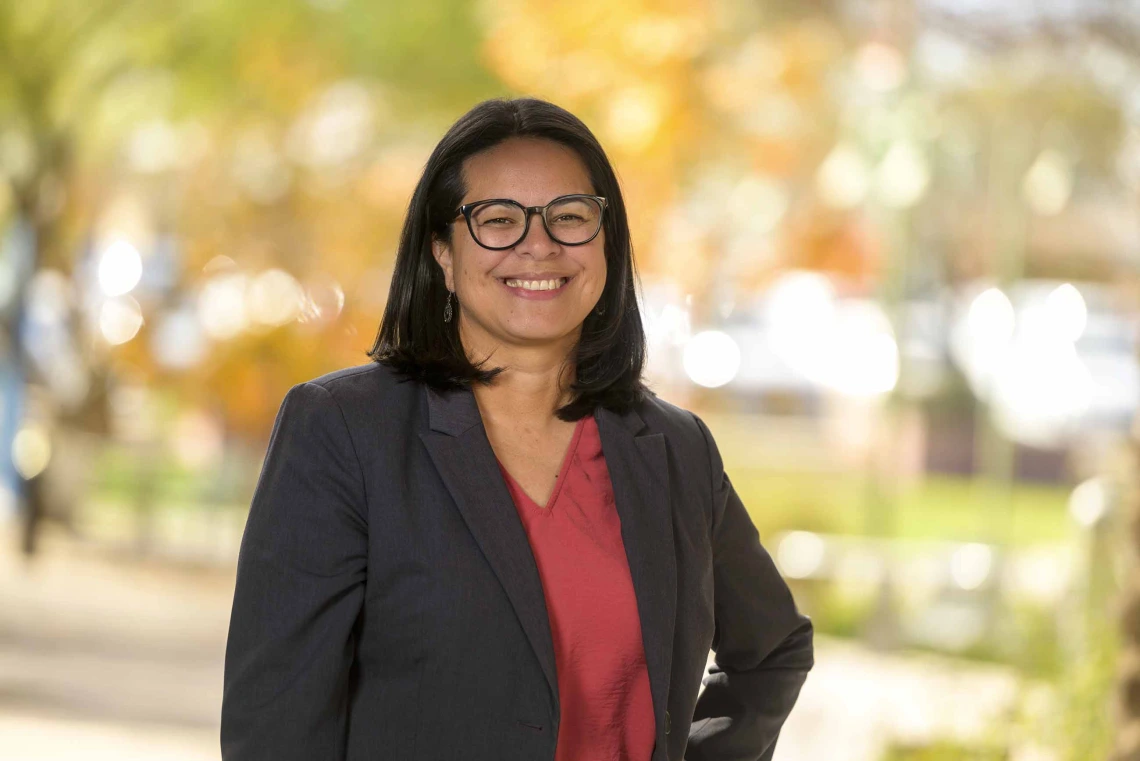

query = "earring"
[594,300,606,315]
[443,290,454,323]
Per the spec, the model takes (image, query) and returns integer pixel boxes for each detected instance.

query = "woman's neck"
[472,359,576,428]
[462,319,579,428]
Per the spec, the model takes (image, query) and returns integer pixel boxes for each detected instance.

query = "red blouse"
[496,414,656,761]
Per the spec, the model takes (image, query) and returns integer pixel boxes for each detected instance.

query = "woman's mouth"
[501,276,570,291]
[498,276,573,299]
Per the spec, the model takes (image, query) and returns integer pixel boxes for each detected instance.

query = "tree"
[0,0,500,554]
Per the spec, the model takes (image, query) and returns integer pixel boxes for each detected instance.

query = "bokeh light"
[197,272,250,340]
[247,269,304,327]
[12,424,51,480]
[99,296,144,345]
[96,239,143,297]
[683,330,741,388]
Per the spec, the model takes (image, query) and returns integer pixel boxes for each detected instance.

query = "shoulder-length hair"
[367,96,651,421]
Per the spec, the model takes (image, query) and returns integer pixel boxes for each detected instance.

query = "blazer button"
[664,710,671,735]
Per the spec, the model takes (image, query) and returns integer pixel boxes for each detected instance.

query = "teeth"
[504,278,567,291]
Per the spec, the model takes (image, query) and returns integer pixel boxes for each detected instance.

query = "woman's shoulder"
[634,389,712,454]
[297,360,422,421]
[304,359,401,391]
[303,358,413,391]
[624,390,721,494]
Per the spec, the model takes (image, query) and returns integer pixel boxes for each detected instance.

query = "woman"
[221,97,813,761]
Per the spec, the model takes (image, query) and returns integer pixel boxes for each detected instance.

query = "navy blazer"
[221,361,814,761]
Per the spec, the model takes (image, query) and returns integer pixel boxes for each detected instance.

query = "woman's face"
[432,137,607,355]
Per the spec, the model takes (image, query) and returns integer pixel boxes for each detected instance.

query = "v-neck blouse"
[494,414,656,761]
[499,414,586,513]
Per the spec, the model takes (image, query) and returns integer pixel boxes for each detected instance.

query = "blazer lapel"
[418,383,677,748]
[595,404,677,753]
[418,383,561,704]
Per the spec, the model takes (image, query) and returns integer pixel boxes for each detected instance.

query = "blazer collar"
[419,382,676,758]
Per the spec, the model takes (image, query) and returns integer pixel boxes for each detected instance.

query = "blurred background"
[1,0,1138,759]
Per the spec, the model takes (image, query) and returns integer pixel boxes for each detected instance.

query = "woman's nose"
[514,211,559,255]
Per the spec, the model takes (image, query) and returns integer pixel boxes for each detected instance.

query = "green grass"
[731,468,1073,547]
[881,741,1006,761]
[88,434,1075,550]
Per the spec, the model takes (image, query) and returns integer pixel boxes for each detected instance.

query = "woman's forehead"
[462,138,593,201]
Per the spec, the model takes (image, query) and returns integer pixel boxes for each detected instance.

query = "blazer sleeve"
[221,381,368,761]
[685,413,814,761]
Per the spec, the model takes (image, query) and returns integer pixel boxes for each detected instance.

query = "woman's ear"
[431,237,454,292]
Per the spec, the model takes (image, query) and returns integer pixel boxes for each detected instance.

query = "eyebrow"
[461,192,596,204]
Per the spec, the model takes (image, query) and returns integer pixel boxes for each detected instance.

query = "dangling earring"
[443,290,454,323]
[594,300,606,315]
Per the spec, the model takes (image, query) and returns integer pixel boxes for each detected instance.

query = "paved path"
[0,527,1027,760]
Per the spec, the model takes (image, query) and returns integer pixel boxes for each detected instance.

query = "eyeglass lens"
[468,197,602,248]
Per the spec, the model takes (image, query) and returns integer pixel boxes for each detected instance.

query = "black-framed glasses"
[453,194,607,250]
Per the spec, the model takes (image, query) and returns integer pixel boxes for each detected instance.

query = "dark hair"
[367,97,651,421]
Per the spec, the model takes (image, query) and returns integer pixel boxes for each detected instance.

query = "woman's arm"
[221,381,368,761]
[685,413,815,761]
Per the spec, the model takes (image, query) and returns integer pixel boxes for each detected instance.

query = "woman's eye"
[554,214,585,223]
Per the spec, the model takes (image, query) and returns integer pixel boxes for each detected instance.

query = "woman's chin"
[499,321,583,345]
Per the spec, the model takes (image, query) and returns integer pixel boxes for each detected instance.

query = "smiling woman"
[429,139,611,378]
[220,97,814,761]
[367,98,648,419]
